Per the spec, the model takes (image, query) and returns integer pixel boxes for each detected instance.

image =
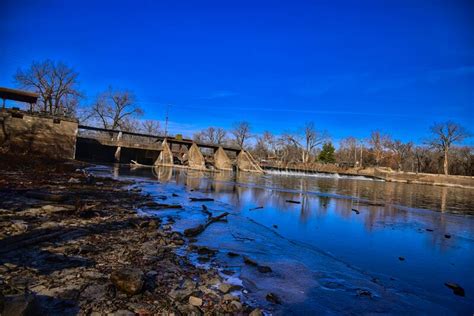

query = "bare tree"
[427,122,470,175]
[14,59,81,115]
[337,136,358,165]
[253,131,276,160]
[231,121,252,149]
[384,138,413,171]
[87,88,143,131]
[141,120,161,135]
[283,122,328,163]
[195,127,227,145]
[369,131,388,166]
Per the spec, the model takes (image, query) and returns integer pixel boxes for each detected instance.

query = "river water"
[93,165,474,314]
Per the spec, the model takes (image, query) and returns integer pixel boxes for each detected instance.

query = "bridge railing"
[77,127,163,149]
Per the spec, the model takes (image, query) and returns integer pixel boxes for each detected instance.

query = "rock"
[398,256,405,261]
[1,294,40,316]
[257,265,272,273]
[189,296,203,307]
[80,284,108,300]
[110,267,144,295]
[445,282,465,297]
[227,252,239,257]
[112,310,135,316]
[444,234,451,239]
[272,224,278,229]
[197,246,216,256]
[68,177,81,183]
[221,269,235,276]
[146,270,158,277]
[229,300,243,312]
[243,256,258,266]
[11,221,28,233]
[223,294,239,301]
[218,283,242,294]
[426,228,434,232]
[266,292,282,304]
[250,308,263,316]
[356,289,373,298]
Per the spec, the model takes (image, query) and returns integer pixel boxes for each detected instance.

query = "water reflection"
[110,166,474,314]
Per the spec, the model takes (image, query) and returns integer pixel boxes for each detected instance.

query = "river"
[92,165,474,314]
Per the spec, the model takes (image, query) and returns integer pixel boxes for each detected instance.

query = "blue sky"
[1,0,473,143]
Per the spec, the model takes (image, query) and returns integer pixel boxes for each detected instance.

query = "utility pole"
[359,140,363,168]
[164,104,172,138]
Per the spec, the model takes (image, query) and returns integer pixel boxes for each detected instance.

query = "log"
[189,198,214,202]
[184,212,229,237]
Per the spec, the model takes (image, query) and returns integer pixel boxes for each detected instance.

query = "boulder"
[1,294,40,316]
[188,296,203,307]
[110,268,144,295]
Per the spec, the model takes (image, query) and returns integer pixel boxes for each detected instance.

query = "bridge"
[76,125,263,173]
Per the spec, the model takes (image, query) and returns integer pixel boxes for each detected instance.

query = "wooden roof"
[0,87,39,104]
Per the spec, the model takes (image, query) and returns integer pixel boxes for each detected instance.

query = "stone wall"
[0,109,78,159]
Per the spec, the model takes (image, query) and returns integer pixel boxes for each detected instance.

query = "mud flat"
[0,156,262,315]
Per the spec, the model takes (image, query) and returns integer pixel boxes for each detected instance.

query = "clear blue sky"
[1,0,473,143]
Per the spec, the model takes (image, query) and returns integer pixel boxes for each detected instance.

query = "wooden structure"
[0,87,38,110]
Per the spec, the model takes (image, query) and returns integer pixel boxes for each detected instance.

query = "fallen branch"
[189,197,214,202]
[184,212,229,237]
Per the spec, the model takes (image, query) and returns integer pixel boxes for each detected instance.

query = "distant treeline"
[11,59,473,176]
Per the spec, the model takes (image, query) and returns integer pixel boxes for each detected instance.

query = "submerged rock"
[257,265,272,273]
[243,256,258,266]
[110,268,144,295]
[266,292,282,304]
[445,282,465,297]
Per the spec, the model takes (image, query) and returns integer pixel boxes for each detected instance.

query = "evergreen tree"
[319,142,336,163]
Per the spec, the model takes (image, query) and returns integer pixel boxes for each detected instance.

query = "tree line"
[13,59,473,176]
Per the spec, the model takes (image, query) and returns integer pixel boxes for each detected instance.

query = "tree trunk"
[443,149,449,175]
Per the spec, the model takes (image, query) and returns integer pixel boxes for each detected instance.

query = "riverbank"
[0,156,262,315]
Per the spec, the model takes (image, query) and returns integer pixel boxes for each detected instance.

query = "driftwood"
[189,198,214,202]
[25,191,68,202]
[351,208,360,214]
[184,212,229,237]
[249,206,264,211]
[201,205,212,217]
[285,200,301,204]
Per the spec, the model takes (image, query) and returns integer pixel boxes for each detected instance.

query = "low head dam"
[1,108,473,188]
[0,108,263,172]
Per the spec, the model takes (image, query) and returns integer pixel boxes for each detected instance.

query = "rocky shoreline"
[0,158,263,315]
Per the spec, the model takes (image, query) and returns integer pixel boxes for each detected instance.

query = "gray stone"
[110,267,144,295]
